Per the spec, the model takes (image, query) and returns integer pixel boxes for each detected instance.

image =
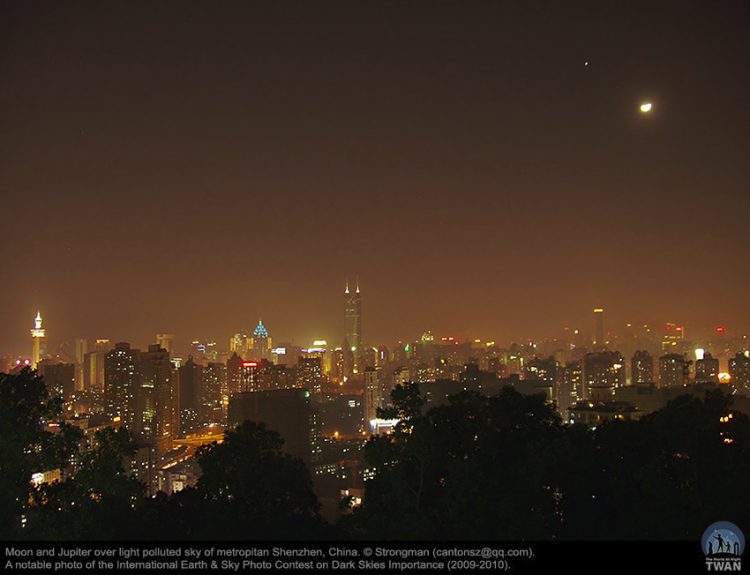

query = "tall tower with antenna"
[31,311,46,368]
[344,279,363,376]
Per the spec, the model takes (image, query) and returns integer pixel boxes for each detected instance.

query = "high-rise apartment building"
[695,352,719,383]
[178,357,203,433]
[631,350,654,384]
[138,345,177,458]
[104,342,140,426]
[201,362,226,423]
[583,351,625,400]
[729,351,750,393]
[297,357,323,399]
[659,353,688,387]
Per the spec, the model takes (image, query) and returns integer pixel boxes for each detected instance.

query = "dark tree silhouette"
[0,368,80,539]
[26,427,145,540]
[5,368,748,542]
[345,386,567,539]
[345,385,750,541]
[145,421,326,540]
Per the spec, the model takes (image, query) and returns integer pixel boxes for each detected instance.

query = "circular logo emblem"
[702,522,745,558]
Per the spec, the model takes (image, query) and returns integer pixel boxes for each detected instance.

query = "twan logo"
[702,521,744,572]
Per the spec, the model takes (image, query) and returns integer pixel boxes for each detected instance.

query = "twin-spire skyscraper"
[344,278,362,377]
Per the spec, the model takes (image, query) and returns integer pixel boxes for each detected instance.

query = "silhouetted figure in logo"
[734,542,740,556]
[715,533,725,553]
[708,541,714,555]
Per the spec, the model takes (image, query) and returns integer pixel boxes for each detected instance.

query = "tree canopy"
[344,384,750,541]
[3,368,747,541]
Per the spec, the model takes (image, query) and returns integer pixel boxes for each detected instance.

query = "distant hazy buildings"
[593,308,605,349]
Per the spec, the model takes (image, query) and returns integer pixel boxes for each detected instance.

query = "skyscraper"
[559,361,583,415]
[74,338,88,392]
[363,367,384,429]
[104,342,140,425]
[592,308,605,349]
[251,320,271,361]
[344,279,363,377]
[138,344,177,458]
[83,339,113,391]
[30,311,46,368]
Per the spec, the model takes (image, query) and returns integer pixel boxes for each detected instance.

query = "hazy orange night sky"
[1,1,749,354]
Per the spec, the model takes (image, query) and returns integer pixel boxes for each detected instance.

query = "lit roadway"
[166,426,225,466]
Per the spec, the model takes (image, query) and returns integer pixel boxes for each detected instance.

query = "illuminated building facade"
[297,357,323,399]
[559,361,582,415]
[104,342,140,426]
[229,332,248,356]
[201,362,226,423]
[583,351,625,400]
[363,367,384,429]
[74,338,88,392]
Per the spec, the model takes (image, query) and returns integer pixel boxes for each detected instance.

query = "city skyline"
[6,298,748,364]
[0,300,748,362]
[1,1,749,356]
